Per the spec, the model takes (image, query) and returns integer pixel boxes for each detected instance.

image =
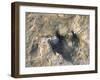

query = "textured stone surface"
[25,12,89,67]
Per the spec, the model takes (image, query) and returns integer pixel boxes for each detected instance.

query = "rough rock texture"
[25,12,89,67]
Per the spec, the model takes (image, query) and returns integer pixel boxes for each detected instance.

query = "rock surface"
[25,12,89,67]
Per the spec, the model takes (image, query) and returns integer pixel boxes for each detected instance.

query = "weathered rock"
[25,12,89,67]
